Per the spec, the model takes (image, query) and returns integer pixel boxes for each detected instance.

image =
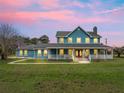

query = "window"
[68,37,72,43]
[76,50,78,56]
[94,49,98,55]
[59,38,64,43]
[59,49,64,55]
[37,49,42,56]
[20,50,23,56]
[24,50,28,56]
[85,38,90,43]
[94,38,98,43]
[85,49,90,56]
[68,49,72,56]
[77,37,81,43]
[44,50,48,56]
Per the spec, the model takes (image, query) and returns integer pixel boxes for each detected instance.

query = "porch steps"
[78,61,90,64]
[75,58,90,64]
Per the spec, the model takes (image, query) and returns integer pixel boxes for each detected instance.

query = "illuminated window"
[76,50,78,56]
[94,38,98,43]
[68,37,72,43]
[37,50,42,56]
[24,50,28,56]
[59,38,64,43]
[44,50,48,56]
[85,49,90,56]
[94,49,98,55]
[85,38,90,43]
[20,50,23,56]
[77,37,81,43]
[79,50,82,56]
[68,49,72,56]
[59,49,64,55]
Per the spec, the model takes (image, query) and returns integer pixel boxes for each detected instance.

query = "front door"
[75,49,82,58]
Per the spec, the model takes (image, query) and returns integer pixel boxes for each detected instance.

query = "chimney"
[93,26,97,34]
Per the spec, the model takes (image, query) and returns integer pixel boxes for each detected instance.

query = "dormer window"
[68,37,72,43]
[59,37,64,43]
[94,38,98,43]
[85,38,90,43]
[77,37,81,43]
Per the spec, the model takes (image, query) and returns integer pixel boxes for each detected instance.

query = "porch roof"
[19,43,112,50]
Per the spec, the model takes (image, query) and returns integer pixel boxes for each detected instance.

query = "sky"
[0,0,124,47]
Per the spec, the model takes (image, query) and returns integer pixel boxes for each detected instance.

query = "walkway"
[8,59,90,64]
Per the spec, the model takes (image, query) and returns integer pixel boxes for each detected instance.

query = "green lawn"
[0,58,124,93]
[0,58,23,64]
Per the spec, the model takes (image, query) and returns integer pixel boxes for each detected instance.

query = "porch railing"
[90,55,113,59]
[48,54,113,60]
[48,54,72,59]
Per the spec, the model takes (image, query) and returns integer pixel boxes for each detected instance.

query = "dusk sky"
[0,0,124,46]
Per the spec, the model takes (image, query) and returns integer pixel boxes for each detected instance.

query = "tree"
[31,38,39,44]
[39,35,49,44]
[0,24,19,60]
[114,47,124,57]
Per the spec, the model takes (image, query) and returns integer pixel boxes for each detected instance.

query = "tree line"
[0,24,124,60]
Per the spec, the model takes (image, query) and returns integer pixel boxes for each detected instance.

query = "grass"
[0,57,124,93]
[0,58,23,64]
[15,59,73,63]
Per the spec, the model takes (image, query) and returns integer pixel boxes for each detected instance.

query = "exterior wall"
[28,50,35,58]
[65,29,90,44]
[57,30,100,44]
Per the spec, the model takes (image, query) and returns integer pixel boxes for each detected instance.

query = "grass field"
[0,58,124,93]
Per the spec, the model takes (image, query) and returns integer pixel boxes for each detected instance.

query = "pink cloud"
[0,10,113,25]
[0,0,31,9]
[0,10,74,24]
[38,0,60,10]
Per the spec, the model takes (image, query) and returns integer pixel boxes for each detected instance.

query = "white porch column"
[112,49,113,59]
[47,49,49,59]
[34,49,35,59]
[56,49,58,60]
[83,49,85,58]
[72,48,75,61]
[104,49,106,59]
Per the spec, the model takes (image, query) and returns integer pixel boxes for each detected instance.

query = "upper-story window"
[59,37,64,43]
[94,38,98,43]
[68,37,72,43]
[77,37,81,43]
[85,38,90,43]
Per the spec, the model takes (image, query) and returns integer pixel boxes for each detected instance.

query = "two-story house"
[17,26,113,62]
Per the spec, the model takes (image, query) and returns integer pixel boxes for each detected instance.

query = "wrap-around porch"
[47,48,113,61]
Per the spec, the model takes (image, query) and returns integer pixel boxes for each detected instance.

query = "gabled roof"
[56,26,101,38]
[87,31,102,38]
[65,26,91,37]
[56,31,71,37]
